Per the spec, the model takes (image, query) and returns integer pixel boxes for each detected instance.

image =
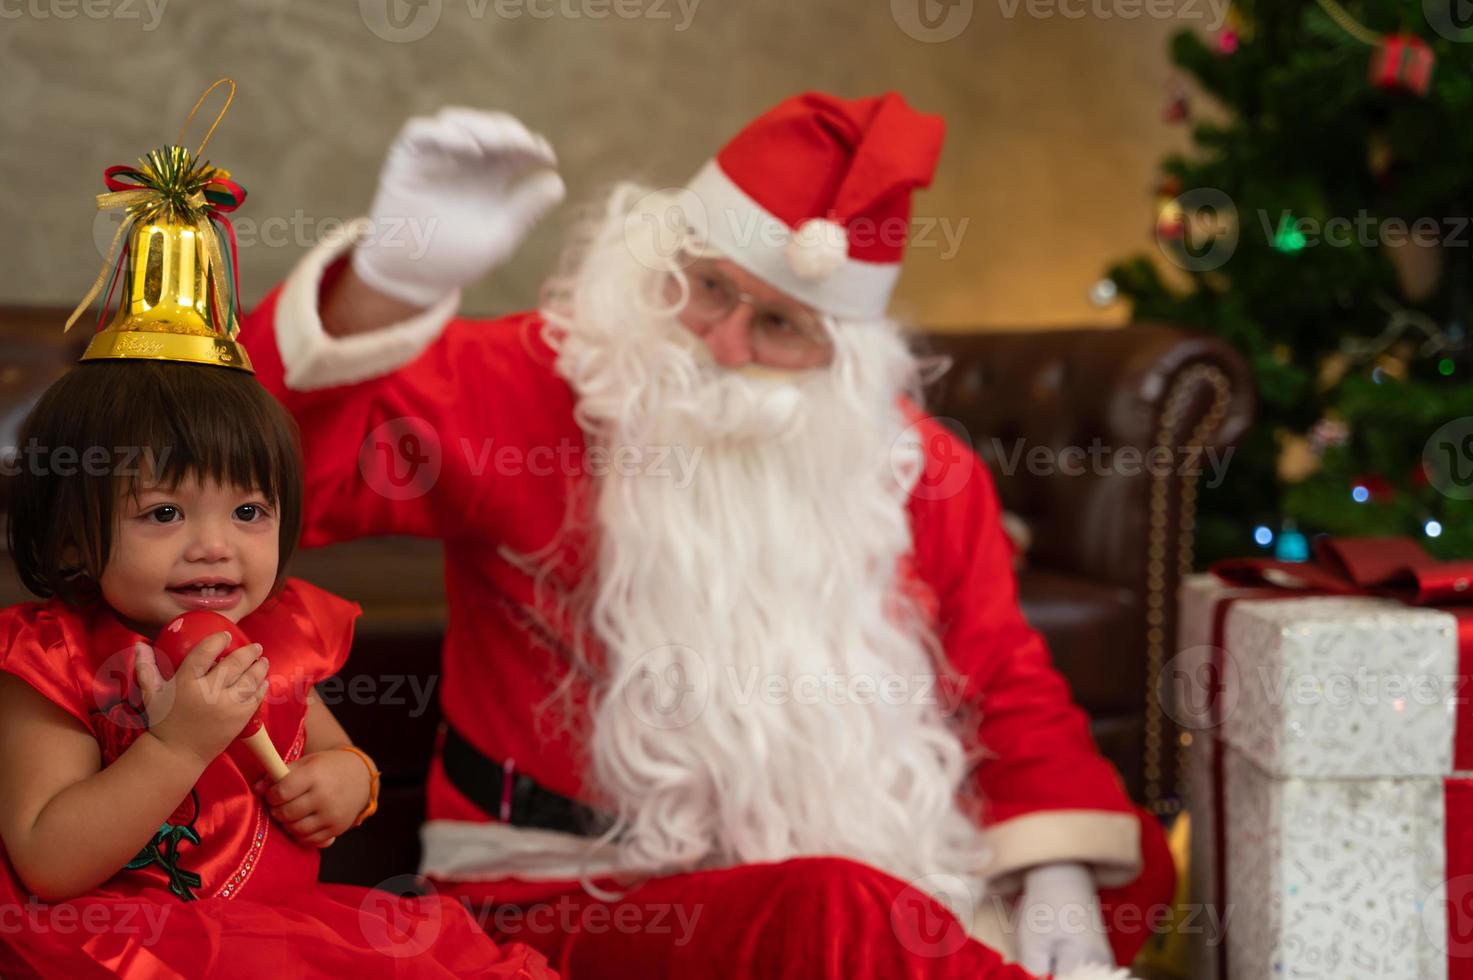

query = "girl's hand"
[251,750,372,848]
[135,635,269,771]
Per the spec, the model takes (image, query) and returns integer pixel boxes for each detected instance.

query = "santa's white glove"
[351,106,566,307]
[1015,862,1117,977]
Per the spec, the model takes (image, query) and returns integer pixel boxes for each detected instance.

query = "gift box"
[1177,538,1473,980]
[1370,33,1435,96]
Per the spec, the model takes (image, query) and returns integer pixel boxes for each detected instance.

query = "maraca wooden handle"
[243,726,290,782]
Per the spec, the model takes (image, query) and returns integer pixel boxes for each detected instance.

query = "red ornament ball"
[154,611,265,738]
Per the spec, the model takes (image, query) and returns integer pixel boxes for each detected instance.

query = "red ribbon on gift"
[1204,536,1473,976]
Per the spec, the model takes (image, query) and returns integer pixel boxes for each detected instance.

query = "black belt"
[440,722,613,838]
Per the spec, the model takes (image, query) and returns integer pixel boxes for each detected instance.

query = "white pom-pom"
[785,218,848,281]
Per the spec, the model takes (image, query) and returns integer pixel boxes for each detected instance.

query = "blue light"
[1275,530,1310,562]
[1426,520,1443,538]
[1352,485,1371,503]
[1254,525,1274,547]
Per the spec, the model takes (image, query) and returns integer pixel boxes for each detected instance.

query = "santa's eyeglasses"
[665,259,835,369]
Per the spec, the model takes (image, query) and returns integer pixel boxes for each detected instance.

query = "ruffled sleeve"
[256,578,363,686]
[0,602,92,731]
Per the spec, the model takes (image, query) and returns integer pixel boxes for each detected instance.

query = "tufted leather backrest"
[919,326,1253,590]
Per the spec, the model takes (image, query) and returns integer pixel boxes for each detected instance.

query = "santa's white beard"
[539,184,993,899]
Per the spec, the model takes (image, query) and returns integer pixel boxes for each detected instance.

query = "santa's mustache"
[660,364,810,444]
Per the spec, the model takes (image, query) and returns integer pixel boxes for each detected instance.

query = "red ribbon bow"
[1212,536,1473,607]
[90,159,248,335]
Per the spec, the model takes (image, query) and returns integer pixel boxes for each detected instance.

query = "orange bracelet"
[335,745,380,828]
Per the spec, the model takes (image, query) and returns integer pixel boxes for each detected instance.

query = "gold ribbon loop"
[66,77,240,336]
[178,78,237,160]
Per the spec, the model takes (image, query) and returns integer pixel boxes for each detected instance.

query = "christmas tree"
[1106,0,1473,564]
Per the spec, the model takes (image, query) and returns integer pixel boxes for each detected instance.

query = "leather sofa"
[0,306,1252,889]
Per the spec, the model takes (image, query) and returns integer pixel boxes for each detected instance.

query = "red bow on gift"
[1213,535,1473,607]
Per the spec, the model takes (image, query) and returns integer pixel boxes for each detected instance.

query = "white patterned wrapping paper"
[1223,746,1449,980]
[1221,596,1459,779]
[1177,575,1460,778]
[1177,574,1465,980]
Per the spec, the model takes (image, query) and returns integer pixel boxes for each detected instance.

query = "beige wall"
[0,0,1206,331]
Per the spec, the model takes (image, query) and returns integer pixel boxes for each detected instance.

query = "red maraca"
[153,610,289,781]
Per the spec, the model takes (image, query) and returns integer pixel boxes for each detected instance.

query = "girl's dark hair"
[6,360,303,604]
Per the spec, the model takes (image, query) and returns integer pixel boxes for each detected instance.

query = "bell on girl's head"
[81,208,253,372]
[67,88,255,374]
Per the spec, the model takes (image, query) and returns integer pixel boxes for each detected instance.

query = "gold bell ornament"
[65,78,252,373]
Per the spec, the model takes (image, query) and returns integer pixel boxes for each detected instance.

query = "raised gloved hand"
[1014,862,1117,977]
[351,106,565,308]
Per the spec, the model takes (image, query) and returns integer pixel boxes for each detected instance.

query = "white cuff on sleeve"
[277,217,461,392]
[982,809,1143,896]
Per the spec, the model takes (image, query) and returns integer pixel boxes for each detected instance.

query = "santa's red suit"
[235,245,1174,980]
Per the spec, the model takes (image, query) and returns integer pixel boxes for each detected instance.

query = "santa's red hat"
[682,91,946,321]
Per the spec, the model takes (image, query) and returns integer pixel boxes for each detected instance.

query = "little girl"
[0,354,554,979]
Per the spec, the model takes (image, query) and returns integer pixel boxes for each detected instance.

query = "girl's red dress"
[0,577,556,980]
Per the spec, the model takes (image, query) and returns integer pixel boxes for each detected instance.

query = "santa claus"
[236,93,1174,979]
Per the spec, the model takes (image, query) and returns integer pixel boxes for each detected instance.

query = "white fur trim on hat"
[684,160,901,320]
[277,217,460,392]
